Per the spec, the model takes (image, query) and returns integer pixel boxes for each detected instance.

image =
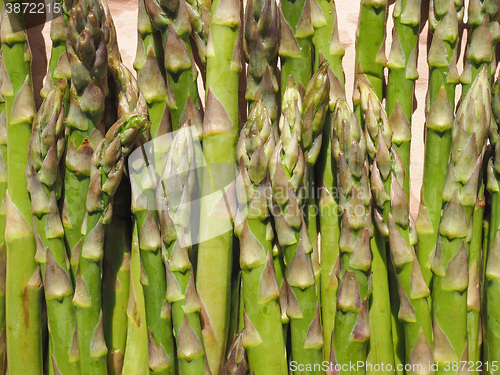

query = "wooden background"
[30,0,478,217]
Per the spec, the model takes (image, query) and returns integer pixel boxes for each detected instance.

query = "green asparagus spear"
[157,123,207,373]
[28,79,80,375]
[416,0,464,287]
[2,4,43,373]
[432,66,490,374]
[196,0,241,370]
[270,78,323,374]
[234,100,287,375]
[330,99,372,373]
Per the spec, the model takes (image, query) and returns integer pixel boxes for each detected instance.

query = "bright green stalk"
[360,80,434,371]
[27,79,80,375]
[386,0,420,198]
[330,100,371,373]
[2,6,43,374]
[311,0,345,358]
[270,79,323,374]
[134,0,169,138]
[234,101,287,375]
[416,0,464,288]
[354,0,386,102]
[461,0,499,97]
[245,0,279,120]
[432,67,490,373]
[352,77,395,374]
[485,77,500,373]
[64,0,109,283]
[157,124,207,373]
[196,0,241,370]
[144,0,202,130]
[122,225,149,375]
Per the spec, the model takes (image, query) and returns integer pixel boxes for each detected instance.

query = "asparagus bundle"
[432,67,490,373]
[330,99,372,370]
[27,79,80,375]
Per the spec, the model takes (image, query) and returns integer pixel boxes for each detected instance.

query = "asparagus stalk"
[432,66,490,373]
[360,80,434,371]
[122,224,149,375]
[2,5,43,373]
[156,123,207,373]
[416,0,464,286]
[64,0,109,282]
[386,0,420,197]
[485,77,500,373]
[134,0,170,138]
[354,0,387,102]
[196,0,241,369]
[330,99,372,372]
[144,0,202,130]
[270,78,323,374]
[234,100,287,374]
[244,0,279,120]
[27,79,81,375]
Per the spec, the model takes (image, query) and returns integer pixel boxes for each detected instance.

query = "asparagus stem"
[122,224,149,375]
[196,0,241,370]
[2,5,43,373]
[330,100,372,372]
[157,123,207,373]
[235,100,287,374]
[386,0,420,198]
[28,79,81,375]
[270,79,323,374]
[416,0,464,287]
[432,67,490,373]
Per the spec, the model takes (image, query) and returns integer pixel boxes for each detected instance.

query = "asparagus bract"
[432,66,490,373]
[235,100,287,374]
[27,79,80,375]
[196,0,241,370]
[2,6,43,373]
[331,99,372,371]
[270,79,323,374]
